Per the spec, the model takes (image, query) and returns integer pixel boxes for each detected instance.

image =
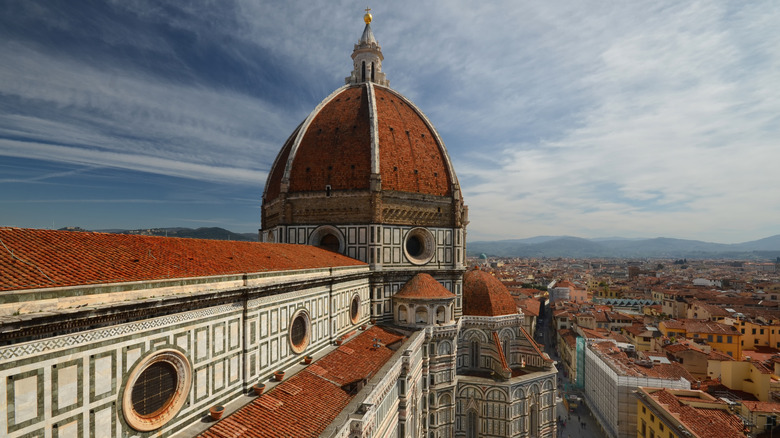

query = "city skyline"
[1,1,779,244]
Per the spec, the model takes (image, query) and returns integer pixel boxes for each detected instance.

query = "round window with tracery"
[289,309,311,354]
[350,294,360,324]
[123,349,191,432]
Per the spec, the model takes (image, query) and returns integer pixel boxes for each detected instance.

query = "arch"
[438,340,452,355]
[458,385,485,400]
[436,305,446,324]
[486,388,507,402]
[308,225,345,254]
[513,387,525,399]
[439,393,452,406]
[415,306,429,324]
[398,304,408,323]
[371,61,375,81]
[466,409,479,438]
[529,403,539,435]
[461,329,489,344]
[361,61,366,82]
[498,327,515,340]
[543,379,554,391]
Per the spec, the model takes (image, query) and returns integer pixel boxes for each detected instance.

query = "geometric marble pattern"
[0,303,239,360]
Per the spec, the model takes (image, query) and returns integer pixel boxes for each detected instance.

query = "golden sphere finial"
[364,7,372,24]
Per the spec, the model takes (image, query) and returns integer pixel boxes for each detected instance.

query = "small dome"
[463,269,517,317]
[479,253,488,260]
[395,273,456,300]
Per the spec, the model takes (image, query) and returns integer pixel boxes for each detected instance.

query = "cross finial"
[365,7,371,14]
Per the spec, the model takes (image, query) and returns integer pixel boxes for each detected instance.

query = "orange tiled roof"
[264,84,453,203]
[200,326,405,438]
[463,269,518,317]
[394,273,456,300]
[741,400,780,414]
[0,228,365,291]
[650,389,746,438]
[662,319,739,335]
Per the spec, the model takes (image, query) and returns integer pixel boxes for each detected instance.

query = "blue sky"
[1,1,778,243]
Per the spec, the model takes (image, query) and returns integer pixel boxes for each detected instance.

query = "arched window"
[415,306,428,324]
[398,305,408,323]
[436,306,446,324]
[470,340,479,368]
[529,403,538,435]
[467,410,478,438]
[361,61,366,82]
[371,61,375,81]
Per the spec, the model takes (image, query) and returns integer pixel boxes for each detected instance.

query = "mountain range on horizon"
[55,226,780,260]
[467,234,780,260]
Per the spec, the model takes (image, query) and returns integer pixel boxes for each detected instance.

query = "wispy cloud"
[1,1,778,241]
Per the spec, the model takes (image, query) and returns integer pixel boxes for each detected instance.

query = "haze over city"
[1,1,778,243]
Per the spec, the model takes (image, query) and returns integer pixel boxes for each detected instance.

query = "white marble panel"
[260,343,268,367]
[271,310,278,334]
[196,330,208,361]
[229,356,239,382]
[214,361,224,390]
[126,348,142,371]
[196,368,208,399]
[14,374,38,423]
[94,405,112,438]
[93,355,112,397]
[214,324,225,354]
[57,364,78,409]
[58,419,78,438]
[229,321,239,349]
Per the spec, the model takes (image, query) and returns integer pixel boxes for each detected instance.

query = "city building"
[583,340,692,438]
[635,387,748,438]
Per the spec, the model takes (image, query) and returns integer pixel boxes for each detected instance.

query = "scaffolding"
[583,341,690,438]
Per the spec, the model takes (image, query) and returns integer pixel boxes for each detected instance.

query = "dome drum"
[263,186,464,230]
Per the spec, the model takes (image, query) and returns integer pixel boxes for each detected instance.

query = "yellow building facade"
[659,320,742,359]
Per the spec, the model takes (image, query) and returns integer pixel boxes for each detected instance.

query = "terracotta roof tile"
[394,273,455,300]
[0,228,365,291]
[264,84,453,203]
[199,326,405,438]
[649,389,746,438]
[374,87,451,196]
[463,269,518,317]
[289,86,372,193]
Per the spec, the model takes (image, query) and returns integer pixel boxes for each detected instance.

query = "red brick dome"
[462,269,518,317]
[263,83,459,204]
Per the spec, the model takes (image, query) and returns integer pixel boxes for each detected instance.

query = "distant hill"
[467,235,780,260]
[64,227,259,242]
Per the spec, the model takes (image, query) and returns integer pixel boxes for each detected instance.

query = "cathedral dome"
[261,17,466,232]
[263,84,457,202]
[462,269,518,317]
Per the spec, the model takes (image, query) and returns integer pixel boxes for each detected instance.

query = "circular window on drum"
[123,349,191,432]
[289,309,311,354]
[403,228,435,265]
[350,294,361,324]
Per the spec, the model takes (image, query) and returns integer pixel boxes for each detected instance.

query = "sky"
[1,1,778,244]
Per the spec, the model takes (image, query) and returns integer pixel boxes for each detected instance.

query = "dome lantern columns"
[345,14,389,86]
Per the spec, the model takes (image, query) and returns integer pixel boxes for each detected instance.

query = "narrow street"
[535,306,607,438]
